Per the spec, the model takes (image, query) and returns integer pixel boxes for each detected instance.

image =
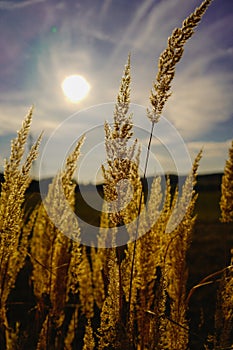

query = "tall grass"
[0,0,232,349]
[214,140,233,349]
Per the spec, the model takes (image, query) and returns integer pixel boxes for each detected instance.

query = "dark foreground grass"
[10,176,233,349]
[188,188,233,349]
[187,220,233,349]
[74,183,233,348]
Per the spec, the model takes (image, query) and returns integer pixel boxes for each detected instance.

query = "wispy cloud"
[107,0,155,63]
[131,6,233,140]
[164,69,233,139]
[0,0,46,10]
[187,139,232,173]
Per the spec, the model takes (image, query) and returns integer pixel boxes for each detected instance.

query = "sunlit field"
[0,1,232,349]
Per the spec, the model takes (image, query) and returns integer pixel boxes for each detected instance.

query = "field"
[188,184,233,348]
[74,181,233,349]
[5,174,230,349]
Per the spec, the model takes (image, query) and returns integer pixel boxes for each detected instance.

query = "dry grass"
[1,1,232,349]
[214,141,233,349]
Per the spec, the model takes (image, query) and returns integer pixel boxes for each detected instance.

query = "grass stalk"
[128,120,155,325]
[128,0,213,335]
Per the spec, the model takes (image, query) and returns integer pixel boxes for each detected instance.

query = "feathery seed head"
[148,0,213,122]
[220,140,233,222]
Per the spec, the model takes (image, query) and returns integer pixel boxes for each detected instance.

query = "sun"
[61,75,90,103]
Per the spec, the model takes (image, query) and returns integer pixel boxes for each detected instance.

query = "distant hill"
[196,173,223,191]
[0,172,223,194]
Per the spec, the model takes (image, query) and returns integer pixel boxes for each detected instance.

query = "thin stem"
[0,256,10,306]
[146,310,201,341]
[186,265,232,306]
[128,120,155,325]
[46,235,56,350]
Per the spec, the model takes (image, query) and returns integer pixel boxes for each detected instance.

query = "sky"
[0,0,232,184]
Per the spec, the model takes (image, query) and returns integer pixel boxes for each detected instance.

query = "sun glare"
[61,75,90,103]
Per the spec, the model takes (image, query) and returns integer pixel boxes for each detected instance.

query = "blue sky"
[0,0,232,184]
